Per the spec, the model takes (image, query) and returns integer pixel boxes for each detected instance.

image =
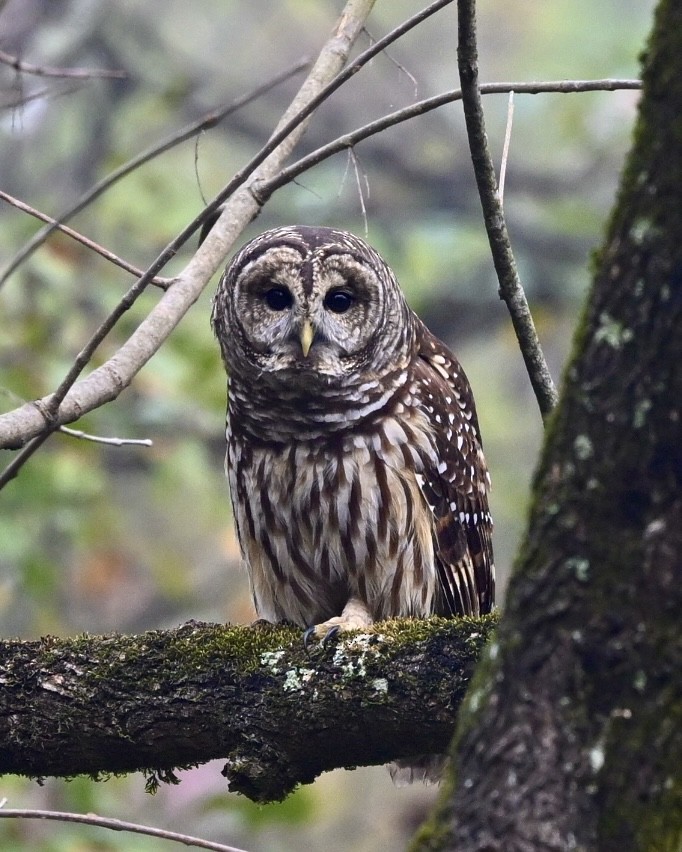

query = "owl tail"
[389,754,448,786]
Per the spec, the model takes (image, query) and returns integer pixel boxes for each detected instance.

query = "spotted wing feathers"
[414,327,495,616]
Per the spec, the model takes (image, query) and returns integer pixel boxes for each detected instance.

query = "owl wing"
[413,328,495,616]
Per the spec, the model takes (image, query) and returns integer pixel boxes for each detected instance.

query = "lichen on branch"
[0,615,497,803]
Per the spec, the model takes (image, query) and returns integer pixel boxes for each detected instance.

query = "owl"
[211,226,494,643]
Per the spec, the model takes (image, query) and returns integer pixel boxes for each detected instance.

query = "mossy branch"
[0,615,497,803]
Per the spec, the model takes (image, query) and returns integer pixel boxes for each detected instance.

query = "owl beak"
[299,319,315,358]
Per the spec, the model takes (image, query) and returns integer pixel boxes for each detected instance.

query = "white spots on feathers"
[431,361,451,381]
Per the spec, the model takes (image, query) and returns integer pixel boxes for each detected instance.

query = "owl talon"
[302,626,317,655]
[301,623,343,653]
[302,599,374,651]
[322,625,341,646]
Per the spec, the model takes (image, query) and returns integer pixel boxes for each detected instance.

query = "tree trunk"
[413,1,682,849]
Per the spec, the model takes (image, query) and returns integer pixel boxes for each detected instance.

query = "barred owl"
[212,226,494,643]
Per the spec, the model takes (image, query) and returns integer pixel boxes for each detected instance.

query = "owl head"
[212,226,416,390]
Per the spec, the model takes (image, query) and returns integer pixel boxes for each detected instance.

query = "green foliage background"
[0,1,654,849]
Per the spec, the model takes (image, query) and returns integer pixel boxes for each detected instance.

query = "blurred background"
[0,0,654,849]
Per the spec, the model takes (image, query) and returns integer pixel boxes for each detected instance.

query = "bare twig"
[498,91,514,205]
[336,147,370,233]
[362,27,419,98]
[0,190,171,288]
[0,431,53,487]
[349,148,370,236]
[0,0,456,470]
[59,426,153,447]
[0,418,152,491]
[0,808,248,852]
[457,0,559,419]
[0,82,82,110]
[241,0,455,209]
[0,386,149,475]
[0,48,126,79]
[257,79,641,199]
[0,59,310,287]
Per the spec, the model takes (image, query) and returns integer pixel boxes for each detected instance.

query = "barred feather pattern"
[212,226,494,629]
[212,227,494,782]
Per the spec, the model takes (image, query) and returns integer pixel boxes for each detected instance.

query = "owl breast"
[227,407,440,628]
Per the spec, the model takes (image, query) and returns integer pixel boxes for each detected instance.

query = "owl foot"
[302,598,374,652]
[302,624,337,652]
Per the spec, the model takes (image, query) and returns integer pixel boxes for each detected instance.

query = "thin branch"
[0,190,171,288]
[349,148,370,236]
[0,0,456,466]
[362,27,419,98]
[0,389,152,450]
[177,0,455,256]
[0,48,127,79]
[194,133,209,207]
[0,59,310,288]
[457,0,559,419]
[335,147,370,234]
[256,79,641,199]
[0,418,151,492]
[0,808,248,852]
[59,426,152,447]
[0,431,53,488]
[0,82,82,110]
[498,91,514,205]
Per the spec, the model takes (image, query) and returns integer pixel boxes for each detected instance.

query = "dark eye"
[324,289,354,314]
[264,286,293,311]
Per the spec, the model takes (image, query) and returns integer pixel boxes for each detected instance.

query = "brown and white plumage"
[212,225,494,640]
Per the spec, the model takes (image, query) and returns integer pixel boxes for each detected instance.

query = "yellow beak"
[299,320,314,358]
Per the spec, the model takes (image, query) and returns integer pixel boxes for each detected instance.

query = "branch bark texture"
[0,616,497,803]
[415,1,682,849]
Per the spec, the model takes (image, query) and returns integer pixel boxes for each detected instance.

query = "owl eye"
[264,286,293,311]
[324,289,354,314]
